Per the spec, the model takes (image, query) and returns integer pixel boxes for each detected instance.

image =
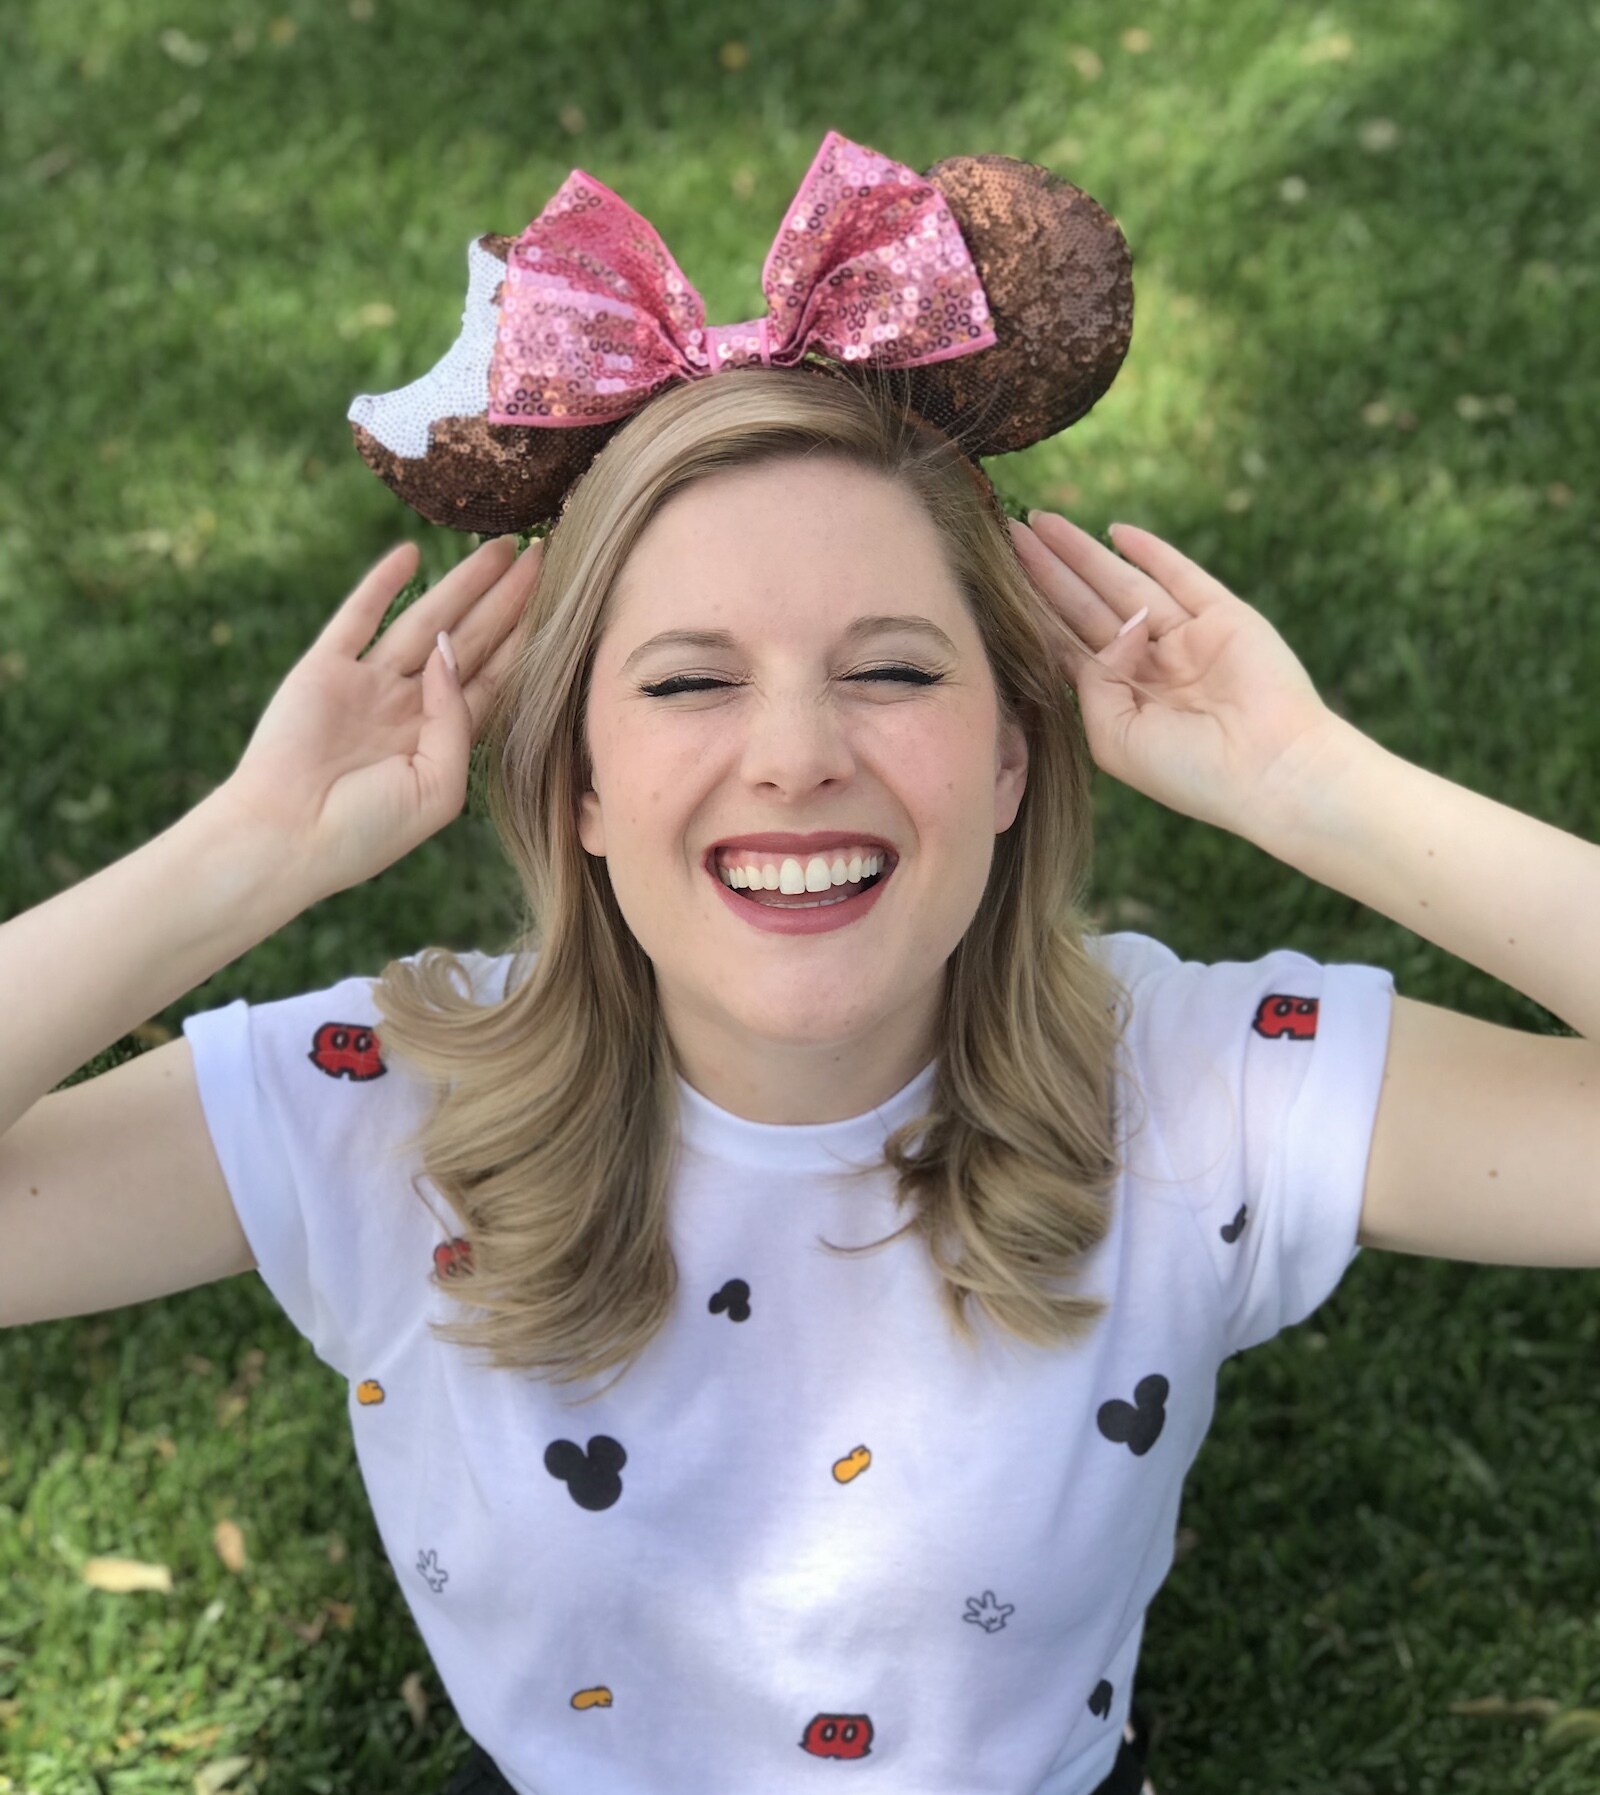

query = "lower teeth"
[741,875,880,910]
[755,892,852,909]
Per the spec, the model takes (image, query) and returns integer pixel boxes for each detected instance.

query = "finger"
[412,635,473,814]
[1010,520,1130,652]
[457,618,525,740]
[1025,512,1189,633]
[372,535,538,676]
[1012,523,1166,690]
[431,538,538,677]
[452,542,539,683]
[1105,523,1239,613]
[319,540,421,659]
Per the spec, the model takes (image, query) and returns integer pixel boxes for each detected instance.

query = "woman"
[5,364,1594,1793]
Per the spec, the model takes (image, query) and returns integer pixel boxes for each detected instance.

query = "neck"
[661,982,941,1125]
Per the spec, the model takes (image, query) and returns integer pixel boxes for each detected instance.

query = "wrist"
[1244,714,1389,860]
[184,783,327,923]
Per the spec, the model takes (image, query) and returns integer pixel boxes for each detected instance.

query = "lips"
[706,847,895,934]
[704,832,897,867]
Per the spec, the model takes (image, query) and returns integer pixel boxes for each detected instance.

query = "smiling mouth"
[712,859,893,908]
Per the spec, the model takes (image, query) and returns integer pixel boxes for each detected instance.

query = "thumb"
[1097,605,1150,665]
[412,631,473,819]
[1070,615,1147,743]
[1088,606,1151,686]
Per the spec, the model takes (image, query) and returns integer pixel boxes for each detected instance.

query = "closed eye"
[639,666,944,698]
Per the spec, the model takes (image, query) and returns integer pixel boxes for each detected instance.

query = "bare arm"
[0,530,538,1140]
[1013,511,1600,1041]
[1250,721,1600,1263]
[1252,718,1600,1048]
[0,537,536,1328]
[1012,512,1600,1263]
[0,790,306,1137]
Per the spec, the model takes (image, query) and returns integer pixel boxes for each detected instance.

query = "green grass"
[3,0,1598,1789]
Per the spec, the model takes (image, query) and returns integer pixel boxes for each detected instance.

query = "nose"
[736,686,860,796]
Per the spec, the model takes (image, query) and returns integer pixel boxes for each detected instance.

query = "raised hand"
[1008,513,1349,836]
[218,533,541,902]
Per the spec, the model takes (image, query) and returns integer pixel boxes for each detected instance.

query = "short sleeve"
[1093,931,1396,1356]
[179,949,514,1379]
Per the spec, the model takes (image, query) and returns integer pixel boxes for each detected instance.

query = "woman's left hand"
[1008,512,1352,837]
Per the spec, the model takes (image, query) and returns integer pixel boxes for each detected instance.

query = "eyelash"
[639,666,944,698]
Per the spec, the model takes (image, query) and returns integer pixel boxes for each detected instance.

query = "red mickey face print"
[307,1022,386,1080]
[799,1713,874,1759]
[433,1237,474,1279]
[1252,994,1318,1040]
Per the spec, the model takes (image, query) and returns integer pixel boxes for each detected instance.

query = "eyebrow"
[618,615,959,677]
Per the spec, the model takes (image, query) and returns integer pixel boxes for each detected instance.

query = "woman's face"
[577,455,1028,1119]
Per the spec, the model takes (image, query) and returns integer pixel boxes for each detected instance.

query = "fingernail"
[436,629,458,677]
[1115,605,1150,639]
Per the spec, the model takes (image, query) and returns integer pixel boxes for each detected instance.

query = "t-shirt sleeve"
[1095,931,1396,1356]
[179,949,514,1380]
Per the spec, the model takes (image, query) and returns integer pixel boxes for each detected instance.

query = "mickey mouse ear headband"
[347,129,1134,536]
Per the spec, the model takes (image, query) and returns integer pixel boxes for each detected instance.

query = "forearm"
[1250,719,1600,1041]
[0,789,310,1138]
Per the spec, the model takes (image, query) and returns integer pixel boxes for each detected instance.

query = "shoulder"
[1085,929,1383,1040]
[1086,927,1394,1179]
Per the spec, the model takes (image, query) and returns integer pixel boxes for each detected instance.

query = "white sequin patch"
[346,236,503,459]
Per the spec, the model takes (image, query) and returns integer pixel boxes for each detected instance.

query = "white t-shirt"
[181,931,1394,1795]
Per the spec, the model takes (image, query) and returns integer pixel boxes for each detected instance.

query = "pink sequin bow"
[486,130,998,429]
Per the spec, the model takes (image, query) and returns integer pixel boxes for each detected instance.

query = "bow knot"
[487,130,996,427]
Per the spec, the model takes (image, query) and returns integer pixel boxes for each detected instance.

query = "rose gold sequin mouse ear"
[346,143,1134,536]
[899,154,1134,458]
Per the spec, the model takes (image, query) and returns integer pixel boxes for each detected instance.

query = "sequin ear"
[903,154,1134,459]
[347,232,620,535]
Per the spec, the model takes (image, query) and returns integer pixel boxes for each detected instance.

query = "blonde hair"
[371,363,1136,1396]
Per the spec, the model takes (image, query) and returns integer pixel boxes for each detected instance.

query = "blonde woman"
[4,363,1596,1793]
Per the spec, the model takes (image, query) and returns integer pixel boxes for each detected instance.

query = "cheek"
[589,716,694,805]
[896,712,996,808]
[856,700,990,779]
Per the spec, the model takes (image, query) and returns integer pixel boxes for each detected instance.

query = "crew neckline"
[675,1056,939,1171]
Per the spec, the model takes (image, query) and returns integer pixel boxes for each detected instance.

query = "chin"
[723,981,884,1046]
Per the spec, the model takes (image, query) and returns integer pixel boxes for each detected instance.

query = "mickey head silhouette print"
[545,1435,627,1511]
[1097,1375,1169,1455]
[709,1278,751,1321]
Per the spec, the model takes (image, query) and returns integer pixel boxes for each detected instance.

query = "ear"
[994,711,1028,833]
[578,787,606,857]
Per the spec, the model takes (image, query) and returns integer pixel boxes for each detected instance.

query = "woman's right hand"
[217,533,542,902]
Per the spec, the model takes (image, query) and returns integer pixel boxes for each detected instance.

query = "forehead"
[604,459,965,642]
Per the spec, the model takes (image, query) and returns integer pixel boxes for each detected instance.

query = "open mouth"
[711,853,895,909]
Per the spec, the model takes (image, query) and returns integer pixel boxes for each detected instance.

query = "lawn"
[2,1,1598,1791]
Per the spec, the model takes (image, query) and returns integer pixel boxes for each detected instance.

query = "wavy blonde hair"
[371,363,1137,1396]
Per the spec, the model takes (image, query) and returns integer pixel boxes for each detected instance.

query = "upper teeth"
[714,850,886,893]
